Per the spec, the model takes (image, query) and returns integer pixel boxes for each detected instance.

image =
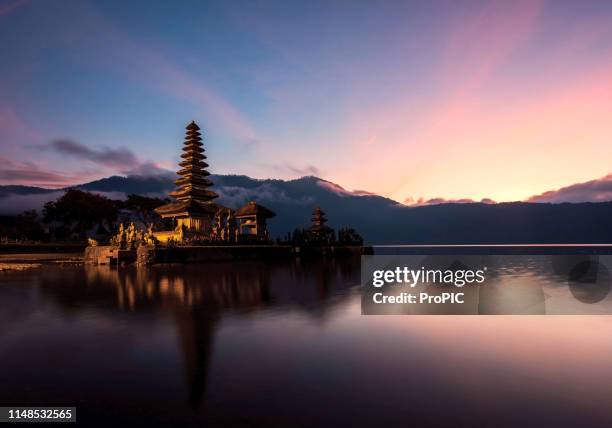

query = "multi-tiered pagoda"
[310,206,334,241]
[154,121,220,240]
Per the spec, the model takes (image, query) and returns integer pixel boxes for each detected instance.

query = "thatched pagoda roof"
[154,200,222,218]
[235,201,276,218]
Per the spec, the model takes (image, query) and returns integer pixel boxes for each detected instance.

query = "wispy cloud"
[0,105,43,145]
[0,156,84,187]
[259,162,322,178]
[48,140,139,171]
[286,164,320,177]
[443,0,544,92]
[75,5,258,147]
[43,140,172,177]
[0,0,27,17]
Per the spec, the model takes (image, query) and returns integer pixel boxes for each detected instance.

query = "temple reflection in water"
[36,258,360,410]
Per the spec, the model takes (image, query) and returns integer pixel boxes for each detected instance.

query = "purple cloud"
[0,156,79,187]
[44,140,173,177]
[528,173,612,203]
[48,140,139,171]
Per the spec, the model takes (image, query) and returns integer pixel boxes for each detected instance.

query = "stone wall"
[88,244,369,265]
[84,245,136,265]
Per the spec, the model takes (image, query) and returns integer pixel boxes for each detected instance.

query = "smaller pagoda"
[235,201,276,241]
[154,121,221,242]
[310,206,334,242]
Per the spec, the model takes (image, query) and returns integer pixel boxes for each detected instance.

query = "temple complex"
[84,120,366,265]
[152,121,275,244]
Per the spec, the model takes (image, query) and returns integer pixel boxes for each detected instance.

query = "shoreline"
[0,253,83,271]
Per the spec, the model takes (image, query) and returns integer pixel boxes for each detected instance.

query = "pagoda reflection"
[36,258,360,410]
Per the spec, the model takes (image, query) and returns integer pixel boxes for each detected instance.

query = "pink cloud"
[0,105,43,144]
[404,197,496,206]
[0,156,90,187]
[417,0,544,130]
[444,0,544,92]
[331,1,612,204]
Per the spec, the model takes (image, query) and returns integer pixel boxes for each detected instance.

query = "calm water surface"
[1,257,612,427]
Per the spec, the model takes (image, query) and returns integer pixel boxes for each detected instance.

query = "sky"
[2,0,612,204]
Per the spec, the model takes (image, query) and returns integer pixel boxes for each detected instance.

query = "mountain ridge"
[2,175,612,244]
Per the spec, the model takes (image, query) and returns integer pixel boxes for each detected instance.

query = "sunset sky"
[2,0,612,203]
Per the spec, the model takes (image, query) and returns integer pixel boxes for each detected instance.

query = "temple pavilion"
[235,201,276,241]
[153,121,276,244]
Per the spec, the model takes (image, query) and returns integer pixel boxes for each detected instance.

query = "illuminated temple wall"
[153,215,214,243]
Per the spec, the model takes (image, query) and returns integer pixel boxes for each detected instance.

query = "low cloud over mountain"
[4,173,612,243]
[404,197,497,206]
[528,173,612,203]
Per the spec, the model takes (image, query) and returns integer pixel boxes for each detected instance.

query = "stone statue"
[110,223,127,248]
[126,222,137,249]
[175,223,186,243]
[225,209,237,243]
[211,210,222,241]
[143,223,158,246]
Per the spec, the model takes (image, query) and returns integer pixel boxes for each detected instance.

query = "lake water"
[1,257,612,427]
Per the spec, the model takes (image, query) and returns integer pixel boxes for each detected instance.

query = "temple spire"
[169,121,218,203]
[311,206,328,231]
[309,205,334,242]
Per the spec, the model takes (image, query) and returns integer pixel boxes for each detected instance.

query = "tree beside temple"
[43,189,118,240]
[122,194,167,227]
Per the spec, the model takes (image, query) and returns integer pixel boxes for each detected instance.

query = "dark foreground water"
[1,257,612,427]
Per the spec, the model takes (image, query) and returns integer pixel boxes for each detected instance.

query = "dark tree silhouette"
[122,194,167,227]
[43,189,118,240]
[14,210,44,241]
[0,211,44,242]
[338,228,363,245]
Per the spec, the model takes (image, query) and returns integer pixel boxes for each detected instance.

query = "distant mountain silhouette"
[78,175,175,194]
[0,185,58,195]
[2,174,612,244]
